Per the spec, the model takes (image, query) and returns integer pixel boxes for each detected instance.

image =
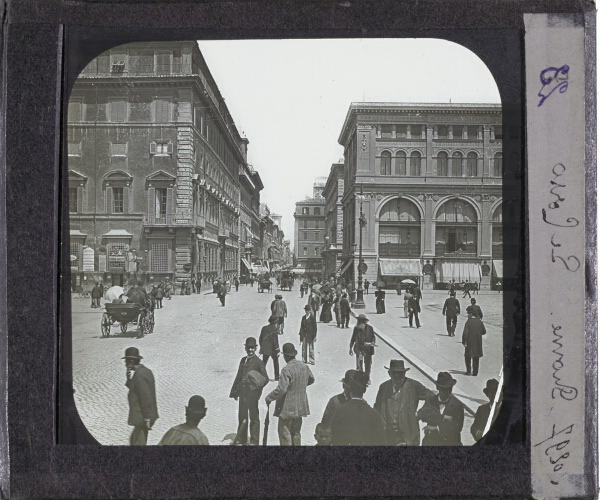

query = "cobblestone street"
[72,285,504,446]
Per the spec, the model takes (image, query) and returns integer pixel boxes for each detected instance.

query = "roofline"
[338,102,503,145]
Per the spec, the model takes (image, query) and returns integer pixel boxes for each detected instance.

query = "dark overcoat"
[229,355,268,400]
[462,317,487,358]
[330,398,387,445]
[299,313,318,342]
[417,393,464,446]
[259,323,280,356]
[350,324,375,355]
[442,297,460,316]
[126,364,159,426]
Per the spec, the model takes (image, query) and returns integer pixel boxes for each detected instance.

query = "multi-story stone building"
[321,161,345,278]
[239,162,264,280]
[293,179,327,277]
[67,41,260,291]
[338,103,505,290]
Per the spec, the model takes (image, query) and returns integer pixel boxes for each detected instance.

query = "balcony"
[218,229,230,240]
[143,214,173,226]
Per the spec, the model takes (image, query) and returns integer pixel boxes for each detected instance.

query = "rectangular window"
[380,124,392,138]
[396,125,407,138]
[111,51,126,73]
[411,125,422,138]
[151,141,173,155]
[468,125,479,139]
[303,247,308,256]
[314,247,319,255]
[303,232,308,240]
[302,207,309,215]
[494,126,503,140]
[156,188,167,223]
[437,125,449,138]
[68,101,82,122]
[110,100,126,122]
[111,143,127,156]
[156,52,170,75]
[172,49,182,74]
[452,125,463,139]
[69,187,78,213]
[303,220,308,228]
[108,242,128,270]
[314,207,321,215]
[154,100,170,122]
[131,51,154,74]
[315,231,320,241]
[68,142,81,157]
[70,242,82,270]
[151,243,169,272]
[113,187,124,213]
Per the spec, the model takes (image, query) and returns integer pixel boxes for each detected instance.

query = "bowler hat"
[275,294,282,299]
[435,371,457,388]
[349,370,369,390]
[450,291,456,296]
[268,315,278,323]
[340,369,357,384]
[281,343,297,356]
[385,359,410,372]
[356,314,369,322]
[122,347,143,359]
[244,337,258,347]
[483,378,500,397]
[304,304,312,311]
[186,395,206,414]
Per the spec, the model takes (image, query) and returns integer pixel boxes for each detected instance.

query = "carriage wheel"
[101,313,110,337]
[120,322,128,333]
[138,312,146,336]
[148,312,155,333]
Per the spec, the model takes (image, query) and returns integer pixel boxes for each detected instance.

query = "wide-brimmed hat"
[483,378,500,397]
[436,372,456,388]
[244,337,258,347]
[349,370,369,390]
[340,369,357,384]
[122,347,142,359]
[356,314,369,322]
[268,315,278,323]
[281,343,297,356]
[385,359,410,372]
[304,304,312,311]
[186,395,206,413]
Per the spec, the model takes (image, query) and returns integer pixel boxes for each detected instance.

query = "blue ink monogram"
[538,65,569,107]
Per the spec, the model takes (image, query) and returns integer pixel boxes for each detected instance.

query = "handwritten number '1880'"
[538,65,569,107]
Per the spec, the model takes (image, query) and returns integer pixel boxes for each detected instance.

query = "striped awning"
[378,258,422,276]
[338,259,353,276]
[492,260,503,279]
[435,261,481,282]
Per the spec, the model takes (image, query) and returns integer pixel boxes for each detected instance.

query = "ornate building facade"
[293,179,326,277]
[321,161,345,278]
[67,41,261,291]
[338,103,504,290]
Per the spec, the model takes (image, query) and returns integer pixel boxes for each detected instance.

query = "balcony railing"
[143,214,172,226]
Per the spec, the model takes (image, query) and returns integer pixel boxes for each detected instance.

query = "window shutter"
[150,141,156,155]
[77,186,83,214]
[167,141,173,154]
[166,187,174,224]
[123,186,129,214]
[106,187,113,214]
[148,187,156,224]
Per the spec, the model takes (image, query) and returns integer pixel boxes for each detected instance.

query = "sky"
[197,38,502,248]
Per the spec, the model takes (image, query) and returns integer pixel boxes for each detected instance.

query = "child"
[314,423,332,446]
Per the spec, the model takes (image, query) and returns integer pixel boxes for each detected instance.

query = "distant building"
[338,103,505,290]
[293,179,326,277]
[239,162,264,280]
[321,161,345,278]
[67,41,262,291]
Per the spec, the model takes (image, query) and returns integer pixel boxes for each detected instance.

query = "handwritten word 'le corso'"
[538,65,569,107]
[542,163,581,272]
[534,423,575,485]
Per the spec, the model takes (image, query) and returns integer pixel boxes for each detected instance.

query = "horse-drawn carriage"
[279,272,294,291]
[101,287,154,338]
[258,278,273,293]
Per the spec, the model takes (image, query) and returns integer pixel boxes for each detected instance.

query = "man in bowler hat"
[349,314,376,383]
[471,378,502,441]
[330,371,387,445]
[299,304,317,364]
[229,337,269,445]
[374,359,434,445]
[158,395,209,445]
[321,369,356,426]
[462,310,487,376]
[123,347,159,445]
[260,315,281,381]
[417,372,465,446]
[442,291,460,336]
[265,343,314,445]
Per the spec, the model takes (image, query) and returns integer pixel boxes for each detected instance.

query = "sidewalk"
[351,289,504,414]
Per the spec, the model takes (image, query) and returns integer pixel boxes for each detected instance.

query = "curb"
[349,310,476,416]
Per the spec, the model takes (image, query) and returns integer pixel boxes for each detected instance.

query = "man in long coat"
[350,314,376,382]
[229,337,269,445]
[339,293,351,328]
[299,304,318,364]
[91,283,102,308]
[330,371,387,446]
[265,343,314,445]
[218,280,226,306]
[259,315,281,381]
[374,359,434,445]
[321,369,355,426]
[442,291,460,336]
[270,294,288,334]
[471,378,502,441]
[466,298,484,320]
[123,347,159,445]
[417,372,464,446]
[462,310,487,376]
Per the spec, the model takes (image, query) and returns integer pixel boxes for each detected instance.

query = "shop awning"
[378,258,422,276]
[492,260,503,279]
[70,229,87,237]
[241,258,251,271]
[102,229,133,239]
[338,259,353,276]
[435,261,481,282]
[292,268,307,275]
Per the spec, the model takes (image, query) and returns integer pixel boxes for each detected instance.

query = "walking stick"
[263,403,270,446]
[231,418,247,445]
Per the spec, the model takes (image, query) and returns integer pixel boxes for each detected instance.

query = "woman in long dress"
[375,287,386,314]
[320,291,333,323]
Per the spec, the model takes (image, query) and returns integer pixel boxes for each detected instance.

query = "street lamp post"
[354,184,367,309]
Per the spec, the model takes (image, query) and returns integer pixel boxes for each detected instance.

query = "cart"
[101,302,154,338]
[258,279,273,293]
[279,272,294,291]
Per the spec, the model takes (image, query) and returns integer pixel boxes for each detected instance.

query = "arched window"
[435,199,478,255]
[491,205,502,258]
[437,152,448,176]
[410,151,421,176]
[378,198,421,258]
[380,151,392,175]
[395,151,406,176]
[452,152,463,177]
[466,152,478,177]
[493,152,503,177]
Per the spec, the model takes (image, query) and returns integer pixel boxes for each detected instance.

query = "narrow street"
[72,285,503,446]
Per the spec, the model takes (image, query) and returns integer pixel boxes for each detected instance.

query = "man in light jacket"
[265,343,315,445]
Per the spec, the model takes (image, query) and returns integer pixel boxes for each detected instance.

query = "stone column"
[482,125,492,177]
[426,126,434,175]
